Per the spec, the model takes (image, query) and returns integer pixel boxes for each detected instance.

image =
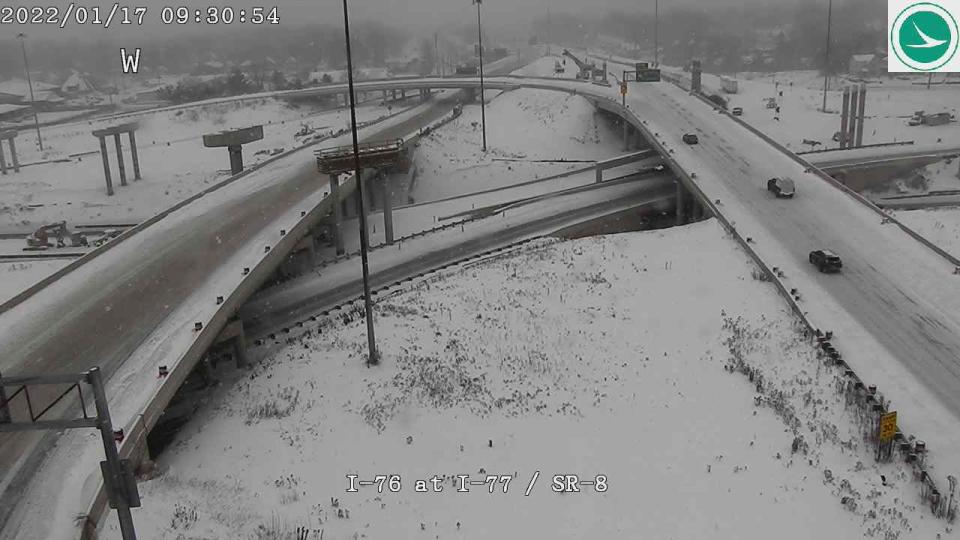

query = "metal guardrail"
[797,141,916,155]
[649,74,950,515]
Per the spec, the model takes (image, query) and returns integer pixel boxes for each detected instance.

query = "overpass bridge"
[2,69,960,540]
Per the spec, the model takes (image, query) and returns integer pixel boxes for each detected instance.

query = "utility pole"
[821,0,833,113]
[654,0,659,67]
[435,33,441,77]
[16,33,43,152]
[473,0,487,152]
[547,5,552,55]
[340,0,379,365]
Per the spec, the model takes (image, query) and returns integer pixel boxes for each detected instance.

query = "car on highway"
[809,249,843,273]
[731,107,744,116]
[767,177,796,198]
[682,133,699,144]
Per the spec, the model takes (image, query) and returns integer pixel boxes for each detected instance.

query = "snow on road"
[103,221,951,540]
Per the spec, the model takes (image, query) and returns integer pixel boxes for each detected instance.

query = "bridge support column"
[329,174,345,255]
[114,134,128,186]
[596,165,603,184]
[234,329,248,368]
[382,170,395,244]
[464,87,476,103]
[129,131,141,180]
[847,85,859,150]
[840,87,851,150]
[97,135,114,196]
[855,83,867,148]
[675,182,688,226]
[382,90,388,101]
[359,172,371,224]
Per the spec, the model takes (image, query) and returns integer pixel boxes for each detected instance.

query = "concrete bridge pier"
[214,319,249,369]
[0,130,20,174]
[464,87,477,103]
[381,170,395,244]
[675,182,689,225]
[329,174,345,255]
[419,88,433,103]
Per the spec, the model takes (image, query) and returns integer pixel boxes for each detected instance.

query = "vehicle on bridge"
[809,249,843,273]
[767,177,796,198]
[455,62,478,76]
[682,133,699,145]
[732,107,743,116]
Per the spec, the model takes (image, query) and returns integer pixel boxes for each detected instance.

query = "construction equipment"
[24,221,88,250]
[909,111,954,127]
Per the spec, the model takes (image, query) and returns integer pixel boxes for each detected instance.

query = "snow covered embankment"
[103,221,953,540]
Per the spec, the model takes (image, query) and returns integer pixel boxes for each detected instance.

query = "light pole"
[654,0,659,67]
[473,0,487,152]
[340,0,379,366]
[821,0,833,113]
[16,33,43,152]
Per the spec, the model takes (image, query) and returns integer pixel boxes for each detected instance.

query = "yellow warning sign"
[879,411,897,443]
[620,82,628,96]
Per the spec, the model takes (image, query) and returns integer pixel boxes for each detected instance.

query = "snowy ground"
[0,98,407,229]
[104,221,952,540]
[694,70,960,152]
[410,56,632,203]
[0,260,68,305]
[896,206,960,261]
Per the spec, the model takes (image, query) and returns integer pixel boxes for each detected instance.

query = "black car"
[682,133,699,144]
[809,249,842,273]
[767,177,796,198]
[732,107,744,116]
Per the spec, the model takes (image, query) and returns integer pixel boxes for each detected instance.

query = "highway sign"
[637,68,661,82]
[879,411,898,442]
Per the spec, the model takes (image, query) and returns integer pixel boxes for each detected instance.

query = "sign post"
[877,410,897,462]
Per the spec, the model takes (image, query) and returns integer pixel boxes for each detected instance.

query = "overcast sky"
[2,0,800,41]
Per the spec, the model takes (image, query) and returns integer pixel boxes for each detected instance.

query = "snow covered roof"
[60,72,96,93]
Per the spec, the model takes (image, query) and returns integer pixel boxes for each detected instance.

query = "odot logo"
[889,1,960,72]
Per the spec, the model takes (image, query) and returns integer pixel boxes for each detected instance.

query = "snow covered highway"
[3,63,960,540]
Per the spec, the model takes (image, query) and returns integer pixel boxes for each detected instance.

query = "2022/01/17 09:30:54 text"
[0,5,280,28]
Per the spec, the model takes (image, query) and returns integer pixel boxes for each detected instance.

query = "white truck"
[721,76,739,94]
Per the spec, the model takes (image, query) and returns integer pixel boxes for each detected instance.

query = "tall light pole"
[473,0,487,152]
[654,0,659,67]
[821,0,833,113]
[16,33,43,152]
[340,0,379,366]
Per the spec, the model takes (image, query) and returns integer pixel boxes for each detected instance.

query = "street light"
[821,0,834,113]
[339,0,379,366]
[472,0,487,152]
[16,33,43,152]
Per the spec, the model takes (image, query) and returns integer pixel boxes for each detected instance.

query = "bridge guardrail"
[651,75,949,514]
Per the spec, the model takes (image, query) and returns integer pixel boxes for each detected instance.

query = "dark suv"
[767,177,796,198]
[809,250,842,273]
[682,133,699,144]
